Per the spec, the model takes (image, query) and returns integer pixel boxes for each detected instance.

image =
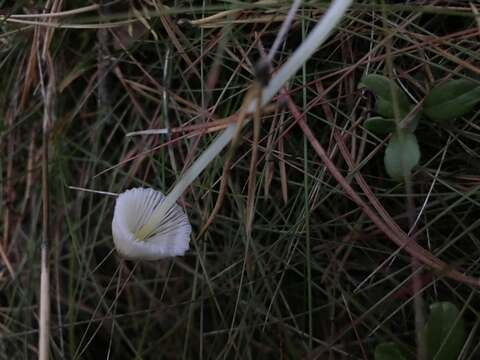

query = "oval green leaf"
[424,302,465,360]
[365,117,397,135]
[424,79,480,122]
[375,343,407,360]
[359,74,413,118]
[384,130,420,181]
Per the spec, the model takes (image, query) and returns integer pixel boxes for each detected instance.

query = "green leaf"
[365,117,397,135]
[359,74,413,118]
[424,302,465,360]
[375,343,407,360]
[424,79,480,122]
[384,130,420,181]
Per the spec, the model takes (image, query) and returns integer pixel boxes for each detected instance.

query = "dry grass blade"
[37,2,61,358]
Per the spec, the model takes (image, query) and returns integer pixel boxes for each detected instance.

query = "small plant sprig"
[360,75,478,359]
[111,0,354,260]
[359,74,480,181]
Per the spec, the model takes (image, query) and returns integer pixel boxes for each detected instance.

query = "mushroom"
[111,0,351,260]
[112,188,191,260]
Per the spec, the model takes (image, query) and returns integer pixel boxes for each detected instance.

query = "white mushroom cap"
[112,188,191,260]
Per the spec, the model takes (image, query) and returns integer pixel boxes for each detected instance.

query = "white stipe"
[136,0,353,238]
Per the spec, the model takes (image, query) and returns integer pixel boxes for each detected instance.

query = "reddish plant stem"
[282,90,479,287]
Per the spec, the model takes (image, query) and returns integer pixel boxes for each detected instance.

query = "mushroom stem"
[135,125,237,240]
[136,0,353,240]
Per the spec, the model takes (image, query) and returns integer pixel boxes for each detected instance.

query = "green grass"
[1,1,480,359]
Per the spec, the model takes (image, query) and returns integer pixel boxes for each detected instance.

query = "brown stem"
[282,90,480,287]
